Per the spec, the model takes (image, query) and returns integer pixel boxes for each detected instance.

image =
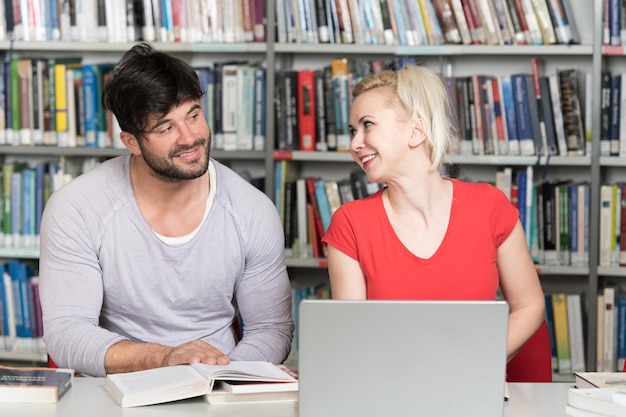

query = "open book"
[575,372,626,389]
[104,361,298,407]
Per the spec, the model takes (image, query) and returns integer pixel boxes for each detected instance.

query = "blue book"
[253,67,266,152]
[500,75,520,156]
[510,73,536,156]
[195,68,214,135]
[35,163,45,235]
[617,296,626,372]
[82,64,99,147]
[8,260,31,338]
[0,263,7,336]
[609,73,621,156]
[314,180,332,232]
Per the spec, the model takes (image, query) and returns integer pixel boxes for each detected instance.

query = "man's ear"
[408,119,426,148]
[119,132,141,155]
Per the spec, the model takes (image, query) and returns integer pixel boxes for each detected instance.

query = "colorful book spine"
[551,293,571,374]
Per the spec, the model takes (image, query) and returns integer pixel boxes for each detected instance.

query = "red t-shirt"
[322,179,519,300]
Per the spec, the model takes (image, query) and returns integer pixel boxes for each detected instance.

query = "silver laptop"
[298,300,509,417]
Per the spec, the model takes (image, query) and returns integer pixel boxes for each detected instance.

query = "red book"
[297,70,316,151]
[305,178,326,258]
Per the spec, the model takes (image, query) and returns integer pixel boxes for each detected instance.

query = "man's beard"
[138,137,211,183]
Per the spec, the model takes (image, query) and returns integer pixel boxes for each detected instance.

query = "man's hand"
[161,340,231,366]
[105,340,231,374]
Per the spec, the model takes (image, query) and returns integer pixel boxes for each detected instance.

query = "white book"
[296,178,309,258]
[567,293,586,372]
[142,0,156,41]
[519,0,543,44]
[236,66,254,151]
[548,74,569,156]
[221,64,239,151]
[65,68,77,148]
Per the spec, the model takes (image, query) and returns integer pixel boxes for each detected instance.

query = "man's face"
[137,100,212,182]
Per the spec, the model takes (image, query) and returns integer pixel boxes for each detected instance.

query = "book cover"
[104,361,297,408]
[0,365,73,404]
[558,68,586,156]
[510,73,536,155]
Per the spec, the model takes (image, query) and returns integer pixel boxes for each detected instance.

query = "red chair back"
[506,320,553,382]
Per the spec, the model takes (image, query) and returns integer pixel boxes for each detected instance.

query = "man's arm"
[227,195,294,364]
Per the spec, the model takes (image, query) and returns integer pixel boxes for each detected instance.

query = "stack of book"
[566,372,626,416]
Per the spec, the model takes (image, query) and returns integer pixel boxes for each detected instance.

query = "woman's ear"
[119,132,141,155]
[408,119,426,148]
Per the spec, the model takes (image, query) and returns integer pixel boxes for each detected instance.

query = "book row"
[600,71,626,157]
[0,161,76,250]
[0,57,268,152]
[599,183,626,268]
[276,0,578,46]
[596,286,626,373]
[276,56,590,158]
[495,166,589,267]
[0,260,43,349]
[545,293,585,375]
[275,161,384,260]
[0,0,265,44]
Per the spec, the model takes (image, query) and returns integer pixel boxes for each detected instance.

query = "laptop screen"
[298,300,509,417]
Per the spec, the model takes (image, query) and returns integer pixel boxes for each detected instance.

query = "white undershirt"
[154,160,216,245]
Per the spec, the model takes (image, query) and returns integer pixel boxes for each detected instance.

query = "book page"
[107,365,206,394]
[190,361,297,382]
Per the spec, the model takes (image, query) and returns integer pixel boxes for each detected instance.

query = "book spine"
[253,67,266,152]
[551,293,571,374]
[236,66,254,151]
[296,69,316,151]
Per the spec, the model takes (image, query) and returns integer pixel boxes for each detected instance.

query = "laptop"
[298,300,509,417]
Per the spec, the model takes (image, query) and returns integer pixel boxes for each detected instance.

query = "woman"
[322,64,545,361]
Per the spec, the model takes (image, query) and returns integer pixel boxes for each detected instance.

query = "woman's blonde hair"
[352,64,454,170]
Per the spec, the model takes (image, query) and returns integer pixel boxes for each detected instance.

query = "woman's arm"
[497,221,546,360]
[327,245,367,299]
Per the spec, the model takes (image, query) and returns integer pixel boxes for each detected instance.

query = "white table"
[3,378,572,417]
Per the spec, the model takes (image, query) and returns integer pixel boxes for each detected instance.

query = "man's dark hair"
[102,42,204,139]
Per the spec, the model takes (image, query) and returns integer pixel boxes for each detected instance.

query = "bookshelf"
[0,0,612,376]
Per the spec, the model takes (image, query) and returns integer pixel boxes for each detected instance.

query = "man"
[39,43,293,377]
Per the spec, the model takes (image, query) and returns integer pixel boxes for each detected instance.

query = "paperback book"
[0,365,74,403]
[104,361,298,407]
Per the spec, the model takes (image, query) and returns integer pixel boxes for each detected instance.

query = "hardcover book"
[104,361,298,408]
[0,365,73,403]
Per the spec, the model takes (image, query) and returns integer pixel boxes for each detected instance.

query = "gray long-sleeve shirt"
[39,155,293,377]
